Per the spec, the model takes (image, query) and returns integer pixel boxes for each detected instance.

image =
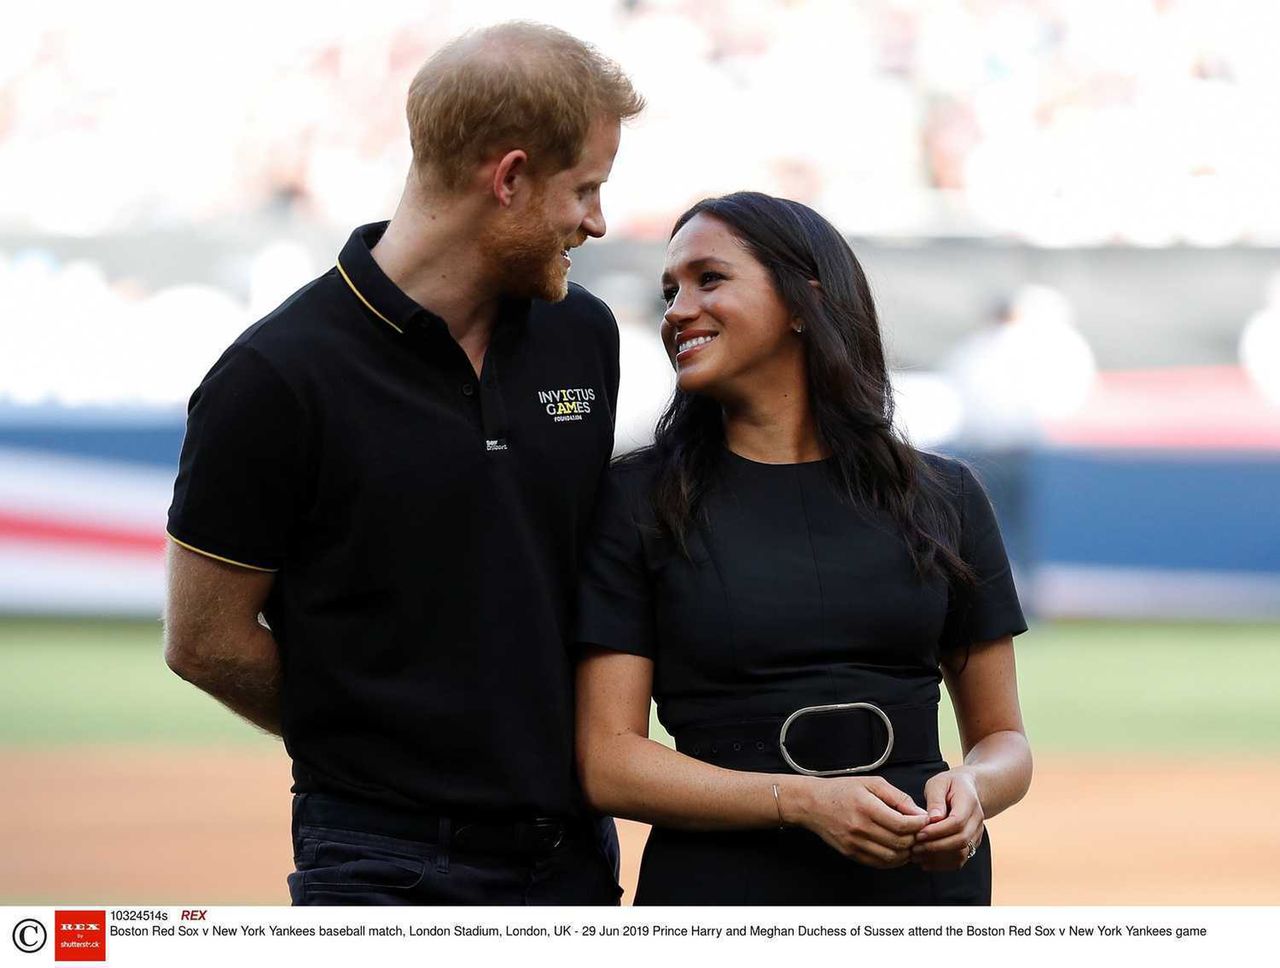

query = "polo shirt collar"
[336,221,532,339]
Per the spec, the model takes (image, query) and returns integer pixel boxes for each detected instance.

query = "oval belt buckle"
[778,701,894,777]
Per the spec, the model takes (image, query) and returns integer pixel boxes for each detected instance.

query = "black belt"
[294,793,580,856]
[674,702,941,775]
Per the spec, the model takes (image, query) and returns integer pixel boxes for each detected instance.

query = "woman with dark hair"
[575,192,1031,905]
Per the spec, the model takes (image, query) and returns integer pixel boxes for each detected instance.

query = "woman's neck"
[721,386,827,465]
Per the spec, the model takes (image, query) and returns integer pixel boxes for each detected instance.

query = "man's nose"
[582,200,606,239]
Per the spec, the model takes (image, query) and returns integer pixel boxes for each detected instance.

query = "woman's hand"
[911,767,985,871]
[782,775,930,869]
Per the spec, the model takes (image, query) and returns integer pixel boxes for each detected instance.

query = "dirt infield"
[4,747,1277,905]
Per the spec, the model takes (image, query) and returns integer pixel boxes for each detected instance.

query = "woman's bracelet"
[772,782,784,828]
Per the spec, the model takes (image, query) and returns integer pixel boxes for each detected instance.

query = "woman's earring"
[792,324,805,334]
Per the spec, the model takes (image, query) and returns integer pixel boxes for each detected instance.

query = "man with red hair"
[164,22,642,905]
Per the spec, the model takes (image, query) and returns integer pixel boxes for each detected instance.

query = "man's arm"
[163,540,283,736]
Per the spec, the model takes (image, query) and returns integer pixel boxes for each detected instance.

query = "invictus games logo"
[537,387,596,422]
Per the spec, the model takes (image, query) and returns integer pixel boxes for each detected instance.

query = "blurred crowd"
[2,229,1279,423]
[1,0,1277,242]
[0,242,314,407]
[2,0,1278,411]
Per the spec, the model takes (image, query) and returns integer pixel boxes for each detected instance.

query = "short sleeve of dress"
[576,463,655,659]
[167,344,308,572]
[942,462,1028,650]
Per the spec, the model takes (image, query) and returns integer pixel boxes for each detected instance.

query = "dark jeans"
[288,793,622,906]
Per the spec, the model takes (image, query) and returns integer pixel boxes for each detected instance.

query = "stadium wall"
[2,408,1277,619]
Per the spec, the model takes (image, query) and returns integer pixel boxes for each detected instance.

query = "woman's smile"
[674,329,720,363]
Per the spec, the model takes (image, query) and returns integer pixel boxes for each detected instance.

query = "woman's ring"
[965,840,977,860]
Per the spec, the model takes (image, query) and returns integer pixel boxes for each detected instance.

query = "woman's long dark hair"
[648,191,974,591]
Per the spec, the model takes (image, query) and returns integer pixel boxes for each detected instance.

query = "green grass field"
[1,617,1277,754]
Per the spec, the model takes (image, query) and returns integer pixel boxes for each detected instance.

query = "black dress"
[576,448,1027,905]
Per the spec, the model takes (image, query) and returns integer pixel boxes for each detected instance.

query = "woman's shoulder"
[607,446,662,485]
[914,451,1004,536]
[597,447,661,516]
[914,450,976,503]
[916,450,993,517]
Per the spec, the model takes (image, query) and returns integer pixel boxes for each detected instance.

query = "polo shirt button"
[755,741,766,751]
[732,742,741,752]
[461,382,475,396]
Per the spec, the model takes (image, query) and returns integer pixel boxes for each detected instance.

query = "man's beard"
[481,199,573,302]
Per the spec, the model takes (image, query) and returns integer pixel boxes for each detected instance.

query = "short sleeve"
[943,463,1028,649]
[167,345,308,572]
[600,302,621,419]
[575,466,655,658]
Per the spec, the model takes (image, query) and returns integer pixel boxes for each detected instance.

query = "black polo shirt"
[168,221,620,818]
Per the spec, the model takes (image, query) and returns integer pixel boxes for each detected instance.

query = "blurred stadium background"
[2,0,1277,904]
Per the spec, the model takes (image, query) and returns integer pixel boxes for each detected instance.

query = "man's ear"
[491,149,529,207]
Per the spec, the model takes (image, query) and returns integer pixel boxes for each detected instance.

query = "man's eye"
[661,288,677,304]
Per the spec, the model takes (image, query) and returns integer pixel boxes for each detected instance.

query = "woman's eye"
[662,272,723,304]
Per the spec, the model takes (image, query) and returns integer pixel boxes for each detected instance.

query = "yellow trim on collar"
[167,532,279,573]
[336,259,404,334]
